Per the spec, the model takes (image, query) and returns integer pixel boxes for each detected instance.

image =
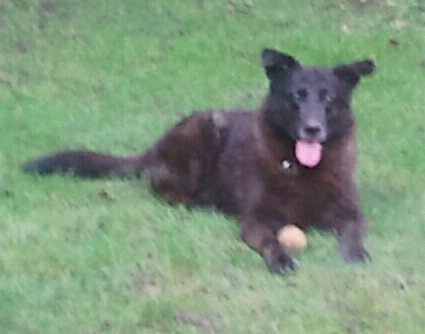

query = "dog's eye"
[319,88,332,103]
[291,89,307,103]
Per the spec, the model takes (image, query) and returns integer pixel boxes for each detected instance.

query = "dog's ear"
[261,49,301,79]
[333,60,375,88]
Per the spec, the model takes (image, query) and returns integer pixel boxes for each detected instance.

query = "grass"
[1,0,425,332]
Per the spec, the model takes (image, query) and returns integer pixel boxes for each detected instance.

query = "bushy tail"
[23,149,155,178]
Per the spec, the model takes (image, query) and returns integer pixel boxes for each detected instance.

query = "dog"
[23,49,375,272]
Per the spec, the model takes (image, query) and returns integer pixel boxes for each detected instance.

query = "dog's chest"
[259,159,344,226]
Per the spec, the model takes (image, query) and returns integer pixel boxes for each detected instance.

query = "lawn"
[1,0,425,333]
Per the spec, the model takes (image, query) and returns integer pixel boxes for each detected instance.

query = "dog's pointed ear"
[333,60,375,88]
[261,49,301,79]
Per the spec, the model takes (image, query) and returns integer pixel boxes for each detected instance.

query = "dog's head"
[261,49,375,168]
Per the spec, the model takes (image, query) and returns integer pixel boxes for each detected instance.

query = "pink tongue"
[295,140,323,168]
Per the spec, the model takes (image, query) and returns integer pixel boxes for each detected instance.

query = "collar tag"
[281,159,299,175]
[282,160,292,169]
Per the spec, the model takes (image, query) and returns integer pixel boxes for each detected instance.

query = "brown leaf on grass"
[99,189,117,201]
[177,309,221,333]
[0,72,12,87]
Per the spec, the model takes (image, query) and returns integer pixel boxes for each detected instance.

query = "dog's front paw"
[339,243,371,262]
[263,241,295,272]
[338,220,370,263]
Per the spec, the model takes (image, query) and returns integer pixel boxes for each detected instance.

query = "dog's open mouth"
[295,140,323,168]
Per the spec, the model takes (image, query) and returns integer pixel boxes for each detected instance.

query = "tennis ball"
[277,225,307,251]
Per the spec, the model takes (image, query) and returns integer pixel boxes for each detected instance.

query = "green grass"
[1,0,425,332]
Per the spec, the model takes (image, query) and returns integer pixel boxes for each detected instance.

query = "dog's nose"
[300,119,326,141]
[304,125,322,137]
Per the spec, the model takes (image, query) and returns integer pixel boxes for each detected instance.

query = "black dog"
[24,49,375,272]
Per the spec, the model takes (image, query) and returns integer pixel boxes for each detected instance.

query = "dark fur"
[23,49,375,272]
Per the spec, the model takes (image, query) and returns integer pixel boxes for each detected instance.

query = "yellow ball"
[277,225,307,251]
